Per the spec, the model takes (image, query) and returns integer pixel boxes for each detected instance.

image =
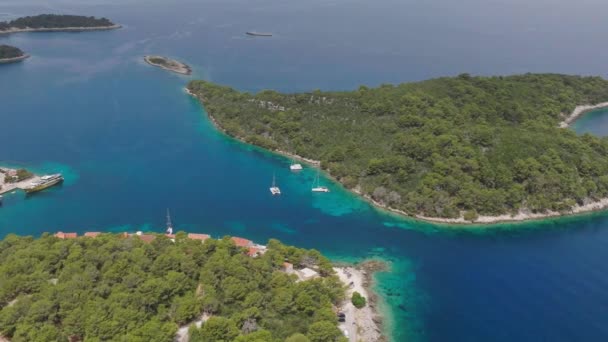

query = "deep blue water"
[2,1,608,341]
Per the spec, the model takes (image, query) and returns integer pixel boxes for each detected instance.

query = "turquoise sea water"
[3,1,608,341]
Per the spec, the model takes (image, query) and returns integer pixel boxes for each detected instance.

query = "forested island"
[0,233,364,341]
[144,56,192,75]
[0,14,119,33]
[188,74,608,223]
[0,45,28,64]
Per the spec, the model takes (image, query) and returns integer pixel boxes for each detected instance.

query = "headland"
[334,260,389,342]
[186,75,608,226]
[144,55,192,75]
[0,232,387,342]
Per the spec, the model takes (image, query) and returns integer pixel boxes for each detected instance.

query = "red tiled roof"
[55,232,77,239]
[231,236,253,247]
[84,232,101,238]
[247,247,259,257]
[138,234,156,243]
[188,233,210,241]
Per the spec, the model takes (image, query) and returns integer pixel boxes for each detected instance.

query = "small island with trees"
[0,14,120,34]
[188,74,608,224]
[144,55,192,75]
[0,45,28,64]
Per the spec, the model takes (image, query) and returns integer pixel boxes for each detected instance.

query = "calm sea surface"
[2,1,608,341]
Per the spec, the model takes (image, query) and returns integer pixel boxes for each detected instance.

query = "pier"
[0,167,43,195]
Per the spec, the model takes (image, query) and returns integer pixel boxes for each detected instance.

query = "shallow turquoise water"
[3,1,608,341]
[573,108,608,137]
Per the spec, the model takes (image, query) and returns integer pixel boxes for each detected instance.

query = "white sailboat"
[311,170,329,192]
[270,173,281,195]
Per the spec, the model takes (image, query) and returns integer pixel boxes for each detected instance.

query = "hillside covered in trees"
[0,14,115,31]
[188,74,608,220]
[0,234,346,342]
[0,45,24,60]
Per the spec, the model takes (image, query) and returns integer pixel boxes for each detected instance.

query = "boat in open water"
[24,174,63,194]
[270,173,281,195]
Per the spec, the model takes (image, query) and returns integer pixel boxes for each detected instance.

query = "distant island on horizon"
[0,14,120,34]
[0,14,120,64]
[188,74,608,225]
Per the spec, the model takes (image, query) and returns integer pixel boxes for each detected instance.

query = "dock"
[0,167,43,195]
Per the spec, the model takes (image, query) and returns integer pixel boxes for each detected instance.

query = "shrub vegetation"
[188,74,608,219]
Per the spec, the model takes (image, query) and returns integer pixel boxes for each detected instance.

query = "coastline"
[0,54,30,64]
[144,56,192,75]
[0,24,122,35]
[559,102,608,128]
[0,166,46,195]
[186,87,608,226]
[334,260,389,342]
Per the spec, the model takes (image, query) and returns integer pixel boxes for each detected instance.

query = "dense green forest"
[188,74,608,220]
[0,14,114,31]
[0,45,24,59]
[0,234,346,342]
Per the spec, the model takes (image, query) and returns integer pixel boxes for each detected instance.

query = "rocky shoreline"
[334,260,389,342]
[0,24,122,35]
[187,87,608,226]
[145,56,191,75]
[0,54,30,64]
[559,102,608,128]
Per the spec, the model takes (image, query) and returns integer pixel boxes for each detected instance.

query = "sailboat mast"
[166,208,173,229]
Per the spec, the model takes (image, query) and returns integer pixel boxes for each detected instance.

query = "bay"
[2,1,608,341]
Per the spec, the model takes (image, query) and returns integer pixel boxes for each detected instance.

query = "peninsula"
[0,45,28,64]
[144,55,192,75]
[187,74,608,224]
[0,233,384,342]
[0,14,120,34]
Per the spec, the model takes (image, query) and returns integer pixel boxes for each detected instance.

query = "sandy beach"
[334,261,388,342]
[0,24,121,35]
